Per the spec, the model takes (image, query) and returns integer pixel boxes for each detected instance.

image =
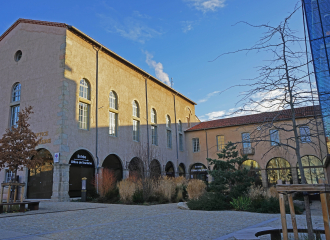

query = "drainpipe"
[95,45,102,193]
[145,76,150,172]
[173,94,179,173]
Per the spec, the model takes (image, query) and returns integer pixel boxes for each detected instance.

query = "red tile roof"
[0,18,67,42]
[186,105,321,132]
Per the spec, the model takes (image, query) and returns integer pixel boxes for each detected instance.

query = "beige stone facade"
[0,19,328,201]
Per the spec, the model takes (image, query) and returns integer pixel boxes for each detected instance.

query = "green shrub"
[248,196,303,214]
[132,189,144,204]
[104,187,120,203]
[187,192,230,211]
[230,196,252,211]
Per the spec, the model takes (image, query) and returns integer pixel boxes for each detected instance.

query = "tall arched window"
[109,91,118,136]
[241,159,262,185]
[178,120,183,151]
[10,83,21,127]
[266,157,292,185]
[297,155,325,184]
[151,108,157,145]
[166,115,172,148]
[132,101,140,141]
[78,79,90,130]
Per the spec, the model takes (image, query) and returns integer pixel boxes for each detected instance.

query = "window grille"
[192,138,200,152]
[79,102,88,130]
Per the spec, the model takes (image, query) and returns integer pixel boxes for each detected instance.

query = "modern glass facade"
[303,0,330,150]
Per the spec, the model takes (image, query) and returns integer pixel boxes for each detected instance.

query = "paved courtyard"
[0,200,326,240]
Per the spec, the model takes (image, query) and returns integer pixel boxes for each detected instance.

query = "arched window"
[241,160,262,186]
[266,158,292,185]
[132,101,140,141]
[178,120,184,151]
[133,101,139,118]
[190,163,208,181]
[12,83,21,102]
[10,83,21,127]
[166,115,172,148]
[109,91,118,136]
[79,79,90,100]
[297,155,325,184]
[151,108,157,145]
[78,79,90,130]
[109,91,118,110]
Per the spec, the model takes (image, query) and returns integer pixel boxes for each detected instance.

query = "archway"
[165,161,175,177]
[297,155,325,184]
[150,159,161,178]
[27,149,53,199]
[102,154,123,181]
[129,157,144,178]
[69,150,95,197]
[266,157,292,186]
[190,163,208,181]
[178,163,186,177]
[241,159,262,186]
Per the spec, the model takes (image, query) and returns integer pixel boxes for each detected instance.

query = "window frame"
[269,129,280,146]
[78,102,89,130]
[216,135,225,151]
[133,119,140,142]
[192,138,200,153]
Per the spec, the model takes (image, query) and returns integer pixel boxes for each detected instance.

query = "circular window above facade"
[14,50,22,62]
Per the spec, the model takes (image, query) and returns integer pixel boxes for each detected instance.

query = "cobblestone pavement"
[0,201,325,240]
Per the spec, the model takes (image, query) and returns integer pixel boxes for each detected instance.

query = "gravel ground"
[0,200,326,240]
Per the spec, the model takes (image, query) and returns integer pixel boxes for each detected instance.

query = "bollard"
[81,177,87,202]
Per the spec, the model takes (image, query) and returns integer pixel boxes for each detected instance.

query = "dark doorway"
[150,159,161,178]
[102,154,123,181]
[190,163,208,181]
[165,161,175,177]
[27,149,53,199]
[178,163,186,177]
[128,157,144,178]
[69,150,95,198]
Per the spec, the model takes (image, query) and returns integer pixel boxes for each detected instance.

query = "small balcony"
[240,147,255,155]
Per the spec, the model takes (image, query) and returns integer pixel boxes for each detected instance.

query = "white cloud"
[198,90,220,103]
[133,11,151,19]
[185,0,226,13]
[98,14,161,44]
[181,21,194,33]
[145,51,171,86]
[205,110,226,119]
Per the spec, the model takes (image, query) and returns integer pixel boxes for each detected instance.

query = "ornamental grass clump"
[156,177,176,202]
[187,179,206,200]
[117,177,141,203]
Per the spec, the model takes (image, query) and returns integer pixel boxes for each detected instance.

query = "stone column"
[123,169,129,179]
[261,169,268,188]
[291,167,298,184]
[51,163,70,202]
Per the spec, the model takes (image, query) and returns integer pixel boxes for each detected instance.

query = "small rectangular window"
[152,125,158,146]
[179,133,184,151]
[192,138,200,152]
[242,133,251,153]
[270,129,280,146]
[133,120,140,141]
[300,126,311,143]
[167,130,172,148]
[217,135,225,151]
[109,112,117,136]
[10,105,20,128]
[79,102,89,130]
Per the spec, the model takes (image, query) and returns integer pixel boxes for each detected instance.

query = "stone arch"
[178,163,186,177]
[27,148,53,199]
[165,161,175,177]
[190,163,208,181]
[266,157,292,185]
[297,155,325,184]
[69,149,95,197]
[129,157,144,178]
[150,159,161,178]
[102,154,123,181]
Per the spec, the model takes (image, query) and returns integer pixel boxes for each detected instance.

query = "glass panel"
[179,133,184,151]
[217,135,224,151]
[151,125,158,145]
[241,160,260,170]
[300,126,311,143]
[109,91,117,109]
[10,105,20,127]
[270,129,280,146]
[266,157,292,185]
[79,79,89,100]
[167,130,172,148]
[133,120,139,141]
[79,102,88,130]
[12,83,21,102]
[133,101,139,117]
[166,115,171,128]
[109,112,117,136]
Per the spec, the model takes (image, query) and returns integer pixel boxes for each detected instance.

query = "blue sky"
[0,0,305,121]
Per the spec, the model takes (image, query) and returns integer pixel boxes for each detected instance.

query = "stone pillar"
[261,169,268,188]
[51,163,70,202]
[291,167,298,184]
[123,169,129,179]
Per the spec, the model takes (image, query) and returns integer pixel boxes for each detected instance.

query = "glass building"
[303,0,330,150]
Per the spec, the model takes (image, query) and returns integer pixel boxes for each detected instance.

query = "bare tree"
[0,106,43,181]
[213,5,328,239]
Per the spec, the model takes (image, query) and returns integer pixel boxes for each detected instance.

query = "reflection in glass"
[266,158,292,185]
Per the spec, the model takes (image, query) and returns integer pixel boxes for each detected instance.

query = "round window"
[14,50,22,62]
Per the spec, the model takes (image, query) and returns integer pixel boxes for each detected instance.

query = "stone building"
[185,106,329,187]
[0,19,328,201]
